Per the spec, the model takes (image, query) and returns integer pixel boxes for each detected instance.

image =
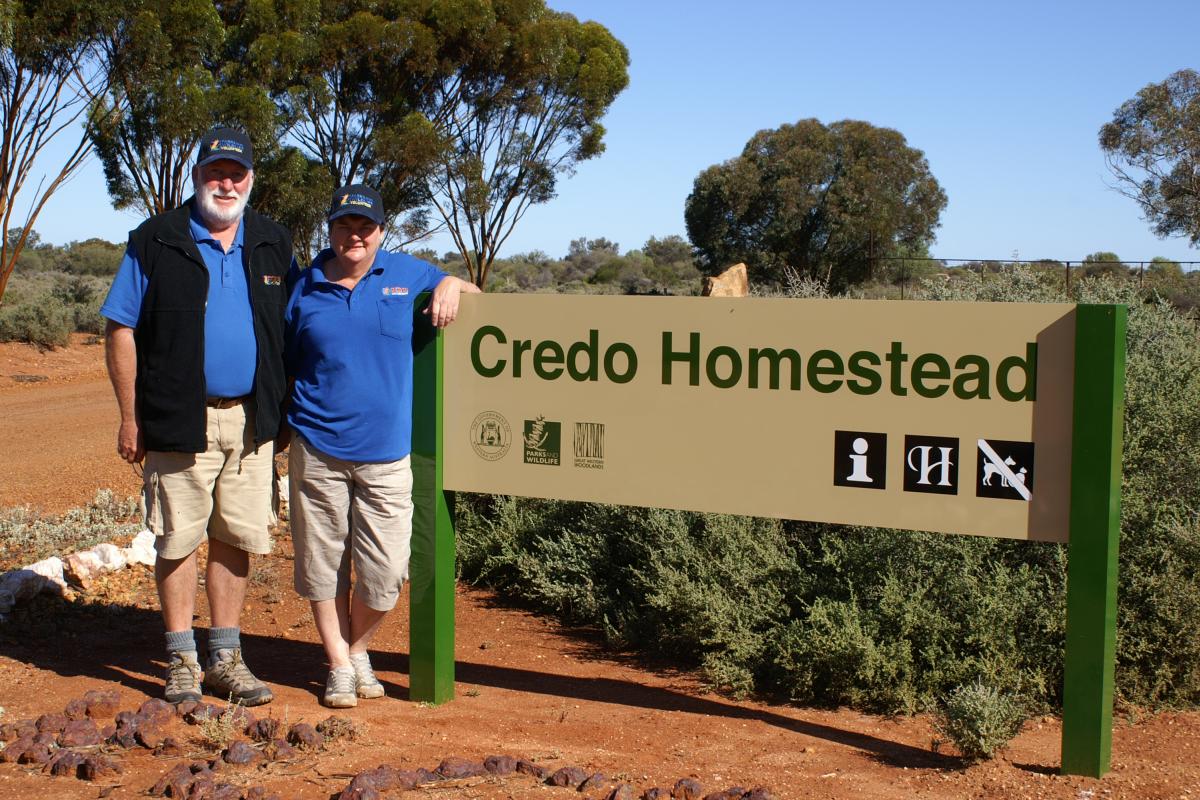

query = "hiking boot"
[203,648,273,706]
[323,666,357,708]
[349,652,385,699]
[164,650,203,704]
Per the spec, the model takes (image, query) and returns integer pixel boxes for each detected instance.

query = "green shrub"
[0,296,73,347]
[0,490,141,570]
[933,680,1028,760]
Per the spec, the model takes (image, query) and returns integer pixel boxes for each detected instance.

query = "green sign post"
[1061,304,1127,777]
[408,298,1127,777]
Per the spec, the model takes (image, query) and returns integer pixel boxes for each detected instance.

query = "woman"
[284,184,479,707]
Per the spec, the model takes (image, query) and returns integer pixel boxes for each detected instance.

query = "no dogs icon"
[976,439,1034,501]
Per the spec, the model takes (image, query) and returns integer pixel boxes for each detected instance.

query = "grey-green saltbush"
[934,680,1027,760]
[456,267,1200,712]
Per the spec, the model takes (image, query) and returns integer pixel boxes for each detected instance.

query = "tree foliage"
[425,6,629,287]
[0,0,111,301]
[1100,69,1200,246]
[89,0,276,217]
[684,118,947,290]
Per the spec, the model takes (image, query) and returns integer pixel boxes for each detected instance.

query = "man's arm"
[105,319,144,464]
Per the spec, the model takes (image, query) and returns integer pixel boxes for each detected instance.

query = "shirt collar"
[188,207,244,250]
[311,249,386,285]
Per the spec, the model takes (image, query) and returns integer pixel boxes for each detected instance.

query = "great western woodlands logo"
[903,435,959,495]
[523,416,561,465]
[833,430,886,489]
[976,439,1034,501]
[573,422,605,469]
[469,411,511,461]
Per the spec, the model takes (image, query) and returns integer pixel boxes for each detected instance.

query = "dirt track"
[1,338,1198,799]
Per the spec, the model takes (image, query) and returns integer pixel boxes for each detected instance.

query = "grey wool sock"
[165,629,197,657]
[207,626,241,660]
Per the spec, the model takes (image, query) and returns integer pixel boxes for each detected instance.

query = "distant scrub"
[0,272,109,347]
[456,268,1200,713]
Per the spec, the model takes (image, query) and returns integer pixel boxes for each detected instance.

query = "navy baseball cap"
[328,184,385,225]
[196,127,253,170]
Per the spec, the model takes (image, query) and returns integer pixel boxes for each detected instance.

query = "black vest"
[129,201,292,453]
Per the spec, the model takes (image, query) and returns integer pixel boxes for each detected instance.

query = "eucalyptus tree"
[685,119,947,290]
[89,0,277,218]
[242,0,628,287]
[0,0,111,301]
[1101,69,1200,246]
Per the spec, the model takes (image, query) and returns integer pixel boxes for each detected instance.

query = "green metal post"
[1061,304,1127,776]
[409,295,456,704]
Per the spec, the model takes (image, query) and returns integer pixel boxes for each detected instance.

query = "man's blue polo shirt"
[100,211,257,398]
[284,249,447,463]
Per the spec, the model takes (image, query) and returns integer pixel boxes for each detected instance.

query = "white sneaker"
[349,652,385,699]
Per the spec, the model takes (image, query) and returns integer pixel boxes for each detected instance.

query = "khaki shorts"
[143,401,276,560]
[288,435,413,611]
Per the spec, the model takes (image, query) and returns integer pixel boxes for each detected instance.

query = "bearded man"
[100,127,292,705]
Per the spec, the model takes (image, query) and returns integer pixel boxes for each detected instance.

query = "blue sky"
[27,0,1200,265]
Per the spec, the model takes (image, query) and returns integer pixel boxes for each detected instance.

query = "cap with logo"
[196,127,254,170]
[328,184,385,225]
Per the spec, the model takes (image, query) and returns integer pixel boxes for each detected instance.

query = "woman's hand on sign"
[425,276,480,328]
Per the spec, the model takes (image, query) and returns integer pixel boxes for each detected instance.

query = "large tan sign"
[441,295,1076,542]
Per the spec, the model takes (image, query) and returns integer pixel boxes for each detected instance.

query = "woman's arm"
[425,276,481,328]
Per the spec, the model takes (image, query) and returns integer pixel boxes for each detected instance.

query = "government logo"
[573,422,605,470]
[469,411,511,461]
[523,416,561,466]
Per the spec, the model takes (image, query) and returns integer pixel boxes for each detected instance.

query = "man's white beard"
[195,175,252,227]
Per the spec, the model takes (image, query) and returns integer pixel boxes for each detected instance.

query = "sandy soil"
[0,338,1197,799]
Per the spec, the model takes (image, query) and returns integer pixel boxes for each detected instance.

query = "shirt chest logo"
[262,275,282,286]
[382,286,409,296]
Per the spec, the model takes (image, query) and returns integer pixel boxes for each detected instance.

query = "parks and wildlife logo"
[523,416,561,466]
[573,422,605,470]
[469,411,511,461]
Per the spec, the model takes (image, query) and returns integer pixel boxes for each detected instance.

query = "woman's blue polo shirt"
[284,249,446,463]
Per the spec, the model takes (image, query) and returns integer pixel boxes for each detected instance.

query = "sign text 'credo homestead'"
[469,326,1037,401]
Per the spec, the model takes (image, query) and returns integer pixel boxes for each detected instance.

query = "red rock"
[83,689,120,719]
[580,772,608,792]
[64,698,89,720]
[437,756,485,779]
[175,700,199,717]
[484,754,517,775]
[547,766,589,788]
[36,712,68,733]
[154,736,186,757]
[137,724,167,749]
[151,765,195,798]
[185,704,220,725]
[673,778,703,800]
[212,782,242,800]
[187,773,215,799]
[19,742,53,764]
[140,698,175,725]
[32,730,58,746]
[243,787,267,800]
[223,741,260,765]
[607,784,635,800]
[0,736,34,763]
[742,790,774,800]
[516,759,549,779]
[46,749,86,777]
[414,767,441,783]
[642,788,669,800]
[336,773,381,800]
[265,738,295,761]
[59,718,102,747]
[79,753,122,780]
[286,722,321,750]
[247,717,280,742]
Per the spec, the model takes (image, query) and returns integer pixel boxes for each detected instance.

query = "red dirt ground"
[1,338,1198,799]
